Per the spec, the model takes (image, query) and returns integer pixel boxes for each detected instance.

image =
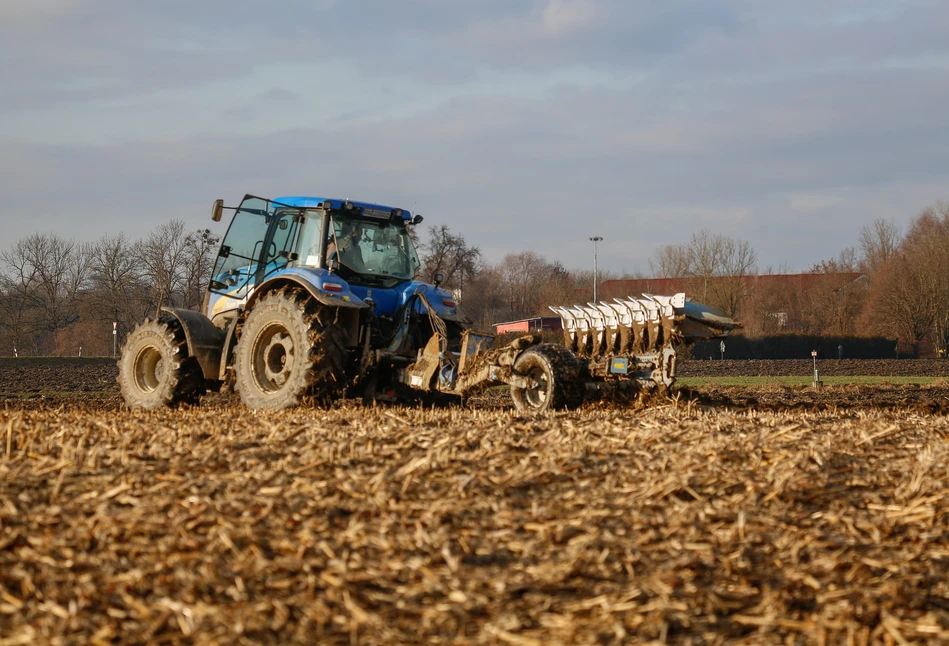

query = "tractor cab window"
[265,208,300,275]
[209,197,301,299]
[326,215,420,285]
[297,213,326,267]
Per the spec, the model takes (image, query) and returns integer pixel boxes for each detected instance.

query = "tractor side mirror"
[211,199,224,222]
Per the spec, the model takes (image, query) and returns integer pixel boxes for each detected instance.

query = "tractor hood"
[347,280,465,322]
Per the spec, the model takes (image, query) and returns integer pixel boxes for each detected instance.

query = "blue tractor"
[118,194,739,413]
[118,195,559,412]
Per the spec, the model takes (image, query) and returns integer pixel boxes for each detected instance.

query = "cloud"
[1,0,949,275]
[541,0,603,36]
[0,0,83,23]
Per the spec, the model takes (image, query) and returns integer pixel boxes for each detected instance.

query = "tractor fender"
[217,317,239,382]
[246,269,370,312]
[160,307,226,381]
[406,283,470,324]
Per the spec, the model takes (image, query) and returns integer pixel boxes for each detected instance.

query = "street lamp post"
[589,236,603,302]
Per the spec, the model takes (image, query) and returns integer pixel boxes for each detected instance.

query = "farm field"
[1,359,948,644]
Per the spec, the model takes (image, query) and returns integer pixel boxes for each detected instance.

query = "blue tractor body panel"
[346,281,460,320]
[260,267,370,309]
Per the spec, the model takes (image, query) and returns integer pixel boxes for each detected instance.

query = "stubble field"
[1,360,948,644]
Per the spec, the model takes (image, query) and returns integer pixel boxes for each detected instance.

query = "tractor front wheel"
[235,288,347,410]
[117,315,206,409]
[510,343,581,415]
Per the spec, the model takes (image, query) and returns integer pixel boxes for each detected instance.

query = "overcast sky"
[2,0,948,275]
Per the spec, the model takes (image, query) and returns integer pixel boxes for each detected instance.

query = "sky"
[2,0,948,275]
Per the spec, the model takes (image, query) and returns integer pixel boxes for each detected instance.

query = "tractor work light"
[343,200,354,210]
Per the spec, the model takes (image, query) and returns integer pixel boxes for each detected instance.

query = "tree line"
[2,200,947,357]
[0,222,219,356]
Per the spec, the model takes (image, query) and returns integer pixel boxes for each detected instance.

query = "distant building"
[494,316,563,335]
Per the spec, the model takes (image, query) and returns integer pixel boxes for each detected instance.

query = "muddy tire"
[118,315,206,409]
[235,288,347,410]
[510,343,581,415]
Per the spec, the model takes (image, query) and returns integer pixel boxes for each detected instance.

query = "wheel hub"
[133,345,164,393]
[524,367,549,408]
[256,329,295,391]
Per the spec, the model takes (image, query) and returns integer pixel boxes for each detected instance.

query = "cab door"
[206,196,302,320]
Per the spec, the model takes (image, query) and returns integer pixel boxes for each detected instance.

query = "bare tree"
[798,250,867,336]
[904,202,949,356]
[871,255,932,356]
[714,236,758,318]
[6,234,89,330]
[0,240,40,353]
[650,229,757,318]
[419,225,482,298]
[858,218,900,276]
[139,220,190,310]
[863,203,949,356]
[181,228,221,310]
[0,233,92,353]
[649,243,690,279]
[495,251,568,321]
[88,233,149,331]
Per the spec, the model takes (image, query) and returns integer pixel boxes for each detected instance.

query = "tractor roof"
[274,196,412,221]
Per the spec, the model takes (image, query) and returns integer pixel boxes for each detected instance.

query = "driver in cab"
[326,220,365,272]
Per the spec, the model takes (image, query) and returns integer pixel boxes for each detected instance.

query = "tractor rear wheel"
[235,288,347,410]
[118,315,206,409]
[510,343,581,415]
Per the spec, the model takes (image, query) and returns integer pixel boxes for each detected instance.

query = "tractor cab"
[205,194,422,321]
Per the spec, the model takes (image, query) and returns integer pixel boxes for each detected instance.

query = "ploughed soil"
[678,359,949,379]
[3,357,947,414]
[0,359,119,405]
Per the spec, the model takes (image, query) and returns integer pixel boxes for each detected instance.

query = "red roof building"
[494,316,563,335]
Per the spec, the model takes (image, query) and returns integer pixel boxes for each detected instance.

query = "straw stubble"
[1,402,947,644]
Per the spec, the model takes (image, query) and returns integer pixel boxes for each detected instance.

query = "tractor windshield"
[319,215,420,285]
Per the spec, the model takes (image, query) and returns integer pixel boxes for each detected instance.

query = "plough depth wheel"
[510,343,581,415]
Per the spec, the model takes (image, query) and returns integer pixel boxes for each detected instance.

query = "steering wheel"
[381,249,410,275]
